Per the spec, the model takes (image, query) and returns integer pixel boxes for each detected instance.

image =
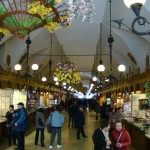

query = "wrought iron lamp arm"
[132,16,150,36]
[112,17,150,36]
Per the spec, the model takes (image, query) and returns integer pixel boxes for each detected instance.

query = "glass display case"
[0,89,13,117]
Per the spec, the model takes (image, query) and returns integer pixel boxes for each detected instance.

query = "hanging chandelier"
[53,60,81,85]
[65,0,94,22]
[0,0,71,39]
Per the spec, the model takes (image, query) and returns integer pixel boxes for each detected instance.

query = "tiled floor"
[1,109,137,150]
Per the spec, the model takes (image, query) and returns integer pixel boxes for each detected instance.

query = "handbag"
[47,114,53,133]
[47,123,52,133]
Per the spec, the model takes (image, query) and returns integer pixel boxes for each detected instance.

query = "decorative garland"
[144,82,150,98]
[53,62,81,85]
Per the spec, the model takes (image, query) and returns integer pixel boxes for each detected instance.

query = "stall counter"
[124,119,150,150]
[0,107,54,141]
[0,118,7,140]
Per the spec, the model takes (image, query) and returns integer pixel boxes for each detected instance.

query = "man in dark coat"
[13,102,28,150]
[76,106,88,140]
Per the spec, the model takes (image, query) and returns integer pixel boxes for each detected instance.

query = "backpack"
[38,117,43,126]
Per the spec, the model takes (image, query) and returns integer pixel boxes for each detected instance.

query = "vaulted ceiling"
[0,0,150,92]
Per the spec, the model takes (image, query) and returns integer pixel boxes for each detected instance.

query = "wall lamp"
[113,0,149,36]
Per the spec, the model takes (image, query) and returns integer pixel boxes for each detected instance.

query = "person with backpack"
[35,106,46,147]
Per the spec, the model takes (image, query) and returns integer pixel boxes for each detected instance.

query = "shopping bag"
[47,123,52,133]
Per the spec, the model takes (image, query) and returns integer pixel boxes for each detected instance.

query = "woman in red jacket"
[112,121,131,150]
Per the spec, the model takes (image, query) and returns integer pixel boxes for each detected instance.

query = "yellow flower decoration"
[0,27,10,35]
[28,1,52,20]
[55,0,61,3]
[44,22,61,32]
[66,22,71,28]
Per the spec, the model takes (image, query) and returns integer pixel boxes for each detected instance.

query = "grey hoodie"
[35,111,46,128]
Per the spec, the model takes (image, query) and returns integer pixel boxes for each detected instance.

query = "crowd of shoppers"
[93,119,131,150]
[92,101,132,150]
[4,99,131,150]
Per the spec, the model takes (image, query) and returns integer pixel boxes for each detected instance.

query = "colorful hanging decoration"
[0,0,71,39]
[66,0,94,22]
[144,82,150,98]
[53,61,81,85]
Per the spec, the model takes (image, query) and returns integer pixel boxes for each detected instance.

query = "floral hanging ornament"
[55,0,61,3]
[53,61,81,85]
[144,82,150,98]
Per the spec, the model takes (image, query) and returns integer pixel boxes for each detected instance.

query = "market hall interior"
[0,110,137,150]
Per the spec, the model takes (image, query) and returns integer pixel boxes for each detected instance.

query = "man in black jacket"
[6,105,17,147]
[76,106,88,140]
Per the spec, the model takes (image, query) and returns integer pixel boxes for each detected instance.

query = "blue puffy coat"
[13,107,28,132]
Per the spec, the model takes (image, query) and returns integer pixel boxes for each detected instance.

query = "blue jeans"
[50,127,61,146]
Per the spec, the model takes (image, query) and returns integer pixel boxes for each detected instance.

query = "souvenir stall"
[12,89,27,109]
[124,93,150,150]
[0,89,13,117]
[111,94,124,108]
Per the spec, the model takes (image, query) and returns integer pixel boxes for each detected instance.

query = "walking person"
[13,102,28,150]
[115,107,124,122]
[35,106,46,147]
[112,121,131,150]
[6,105,17,147]
[109,108,116,131]
[92,119,113,150]
[49,106,64,149]
[76,106,88,140]
[94,102,101,120]
[68,103,74,127]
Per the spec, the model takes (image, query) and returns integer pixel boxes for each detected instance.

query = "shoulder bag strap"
[117,131,123,143]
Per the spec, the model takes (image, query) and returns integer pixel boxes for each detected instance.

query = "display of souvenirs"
[139,99,150,110]
[131,94,146,117]
[40,93,45,107]
[28,93,39,109]
[12,89,27,109]
[0,89,13,117]
[116,98,124,108]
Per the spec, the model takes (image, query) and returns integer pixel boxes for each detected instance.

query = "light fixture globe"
[63,82,67,86]
[123,0,146,8]
[90,83,94,87]
[118,64,126,72]
[55,81,59,85]
[31,64,39,71]
[42,77,47,82]
[92,76,97,82]
[14,64,21,71]
[97,64,105,72]
[54,76,58,81]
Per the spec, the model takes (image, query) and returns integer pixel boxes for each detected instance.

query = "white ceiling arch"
[0,0,150,90]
